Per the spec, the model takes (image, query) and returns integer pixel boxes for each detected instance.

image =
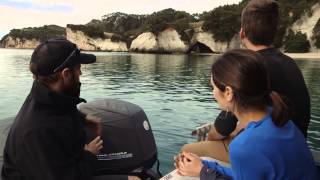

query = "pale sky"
[0,0,242,38]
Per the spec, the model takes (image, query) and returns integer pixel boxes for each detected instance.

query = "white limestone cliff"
[66,28,128,52]
[190,31,241,53]
[130,32,158,52]
[157,29,188,52]
[130,29,187,53]
[0,36,40,49]
[130,28,240,53]
[291,3,320,52]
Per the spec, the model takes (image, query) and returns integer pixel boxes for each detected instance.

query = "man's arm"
[18,128,97,180]
[207,125,225,141]
[208,111,238,141]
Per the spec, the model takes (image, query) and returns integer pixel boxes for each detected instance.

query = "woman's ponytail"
[270,91,290,127]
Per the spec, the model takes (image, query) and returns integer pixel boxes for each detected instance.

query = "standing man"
[182,0,310,163]
[1,38,103,180]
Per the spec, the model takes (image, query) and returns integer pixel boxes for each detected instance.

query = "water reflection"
[0,49,319,173]
[297,60,320,151]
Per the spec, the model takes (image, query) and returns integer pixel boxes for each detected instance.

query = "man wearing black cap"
[1,38,103,180]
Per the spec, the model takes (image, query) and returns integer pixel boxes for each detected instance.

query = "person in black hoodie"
[1,38,103,180]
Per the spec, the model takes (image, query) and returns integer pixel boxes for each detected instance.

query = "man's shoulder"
[21,124,73,143]
[260,49,293,64]
[13,109,75,137]
[260,49,304,79]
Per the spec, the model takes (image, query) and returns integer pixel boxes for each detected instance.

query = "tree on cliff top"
[202,4,242,42]
[3,25,65,42]
[144,8,196,33]
[284,30,310,53]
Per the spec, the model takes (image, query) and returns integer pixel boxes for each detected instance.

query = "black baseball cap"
[30,38,96,76]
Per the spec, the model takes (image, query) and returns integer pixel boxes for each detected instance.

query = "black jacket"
[1,80,96,180]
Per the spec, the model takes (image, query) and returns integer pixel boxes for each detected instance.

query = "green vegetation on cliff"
[102,13,145,33]
[201,4,242,42]
[0,25,65,43]
[144,9,196,35]
[67,9,197,47]
[284,30,310,53]
[275,0,319,48]
[67,24,104,38]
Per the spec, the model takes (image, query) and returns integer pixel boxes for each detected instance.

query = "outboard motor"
[78,99,162,180]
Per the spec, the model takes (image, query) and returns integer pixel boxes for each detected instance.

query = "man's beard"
[63,79,81,98]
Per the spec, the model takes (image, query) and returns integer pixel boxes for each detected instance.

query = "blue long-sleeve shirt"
[202,112,319,180]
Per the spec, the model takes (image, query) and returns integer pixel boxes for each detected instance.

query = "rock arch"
[187,41,214,53]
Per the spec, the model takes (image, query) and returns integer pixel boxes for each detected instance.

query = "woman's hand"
[84,136,103,155]
[175,151,203,177]
[85,114,102,136]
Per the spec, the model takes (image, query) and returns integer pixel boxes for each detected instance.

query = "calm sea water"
[0,49,319,174]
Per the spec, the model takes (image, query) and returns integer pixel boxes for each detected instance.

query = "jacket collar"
[257,47,280,55]
[31,80,85,110]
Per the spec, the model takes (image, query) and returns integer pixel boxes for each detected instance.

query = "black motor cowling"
[78,99,161,179]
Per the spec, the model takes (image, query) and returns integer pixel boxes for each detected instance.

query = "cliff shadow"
[187,42,214,54]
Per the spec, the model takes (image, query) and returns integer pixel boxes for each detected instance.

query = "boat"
[0,99,319,180]
[160,123,320,180]
[0,99,162,180]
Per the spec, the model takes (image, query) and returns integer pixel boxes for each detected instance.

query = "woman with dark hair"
[175,49,318,180]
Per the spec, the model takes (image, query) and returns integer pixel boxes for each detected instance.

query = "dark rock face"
[188,42,214,53]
